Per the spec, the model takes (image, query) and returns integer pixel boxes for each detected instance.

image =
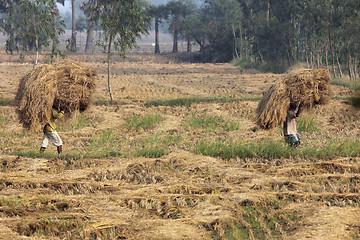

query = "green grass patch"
[0,98,13,106]
[133,132,182,158]
[331,77,360,90]
[194,138,360,160]
[297,115,319,133]
[212,197,299,239]
[194,139,292,160]
[57,114,95,131]
[125,113,163,131]
[333,96,360,108]
[11,149,122,161]
[185,114,239,132]
[90,128,122,154]
[144,96,261,107]
[134,145,165,158]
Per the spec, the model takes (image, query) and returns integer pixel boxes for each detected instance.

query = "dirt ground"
[0,51,360,239]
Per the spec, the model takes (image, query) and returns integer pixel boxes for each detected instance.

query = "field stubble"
[0,52,360,239]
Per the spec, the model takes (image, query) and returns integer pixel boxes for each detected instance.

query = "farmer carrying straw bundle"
[40,106,66,154]
[15,59,97,154]
[256,68,332,146]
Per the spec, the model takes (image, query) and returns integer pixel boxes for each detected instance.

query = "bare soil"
[0,52,359,239]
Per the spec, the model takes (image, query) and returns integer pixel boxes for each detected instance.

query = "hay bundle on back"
[53,59,97,113]
[256,68,332,129]
[256,81,290,129]
[15,59,97,130]
[284,68,332,110]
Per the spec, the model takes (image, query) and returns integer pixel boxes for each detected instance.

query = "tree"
[4,0,64,63]
[80,0,95,53]
[1,0,18,53]
[165,0,196,53]
[70,0,77,52]
[88,0,149,104]
[148,4,167,54]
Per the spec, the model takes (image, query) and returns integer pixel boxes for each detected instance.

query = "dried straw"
[15,59,97,130]
[256,68,332,129]
[15,64,58,131]
[284,68,332,110]
[256,81,290,129]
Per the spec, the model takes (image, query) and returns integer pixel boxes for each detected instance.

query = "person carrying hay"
[283,103,303,147]
[39,106,66,154]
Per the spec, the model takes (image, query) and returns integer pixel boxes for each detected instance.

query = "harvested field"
[0,52,360,239]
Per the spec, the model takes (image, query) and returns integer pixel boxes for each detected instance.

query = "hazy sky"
[56,1,72,15]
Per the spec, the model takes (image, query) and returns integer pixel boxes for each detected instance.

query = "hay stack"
[256,81,290,129]
[256,68,332,129]
[15,59,97,130]
[284,68,332,110]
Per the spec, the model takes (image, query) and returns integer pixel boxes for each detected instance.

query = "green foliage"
[75,15,87,33]
[125,113,163,131]
[89,0,150,57]
[3,0,64,59]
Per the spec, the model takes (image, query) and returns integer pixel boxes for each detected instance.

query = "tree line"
[0,0,359,77]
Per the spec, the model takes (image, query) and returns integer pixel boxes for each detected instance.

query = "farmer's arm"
[296,103,303,117]
[52,108,65,119]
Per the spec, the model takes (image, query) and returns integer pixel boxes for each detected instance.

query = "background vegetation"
[1,0,360,74]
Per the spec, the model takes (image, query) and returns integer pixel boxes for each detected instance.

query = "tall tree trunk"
[8,5,15,53]
[33,1,39,65]
[336,51,343,78]
[71,0,77,52]
[331,50,337,77]
[154,16,160,54]
[172,26,178,53]
[353,55,357,81]
[347,48,353,80]
[187,32,191,52]
[231,24,239,58]
[51,1,59,61]
[85,21,93,53]
[107,35,113,104]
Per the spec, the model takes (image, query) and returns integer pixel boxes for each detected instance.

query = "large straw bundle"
[256,68,332,129]
[52,60,97,112]
[256,81,290,129]
[284,68,332,110]
[15,59,97,130]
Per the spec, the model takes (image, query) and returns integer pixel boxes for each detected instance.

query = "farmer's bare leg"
[57,145,62,154]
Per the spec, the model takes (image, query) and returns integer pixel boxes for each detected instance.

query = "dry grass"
[15,59,96,131]
[0,53,360,239]
[256,68,333,129]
